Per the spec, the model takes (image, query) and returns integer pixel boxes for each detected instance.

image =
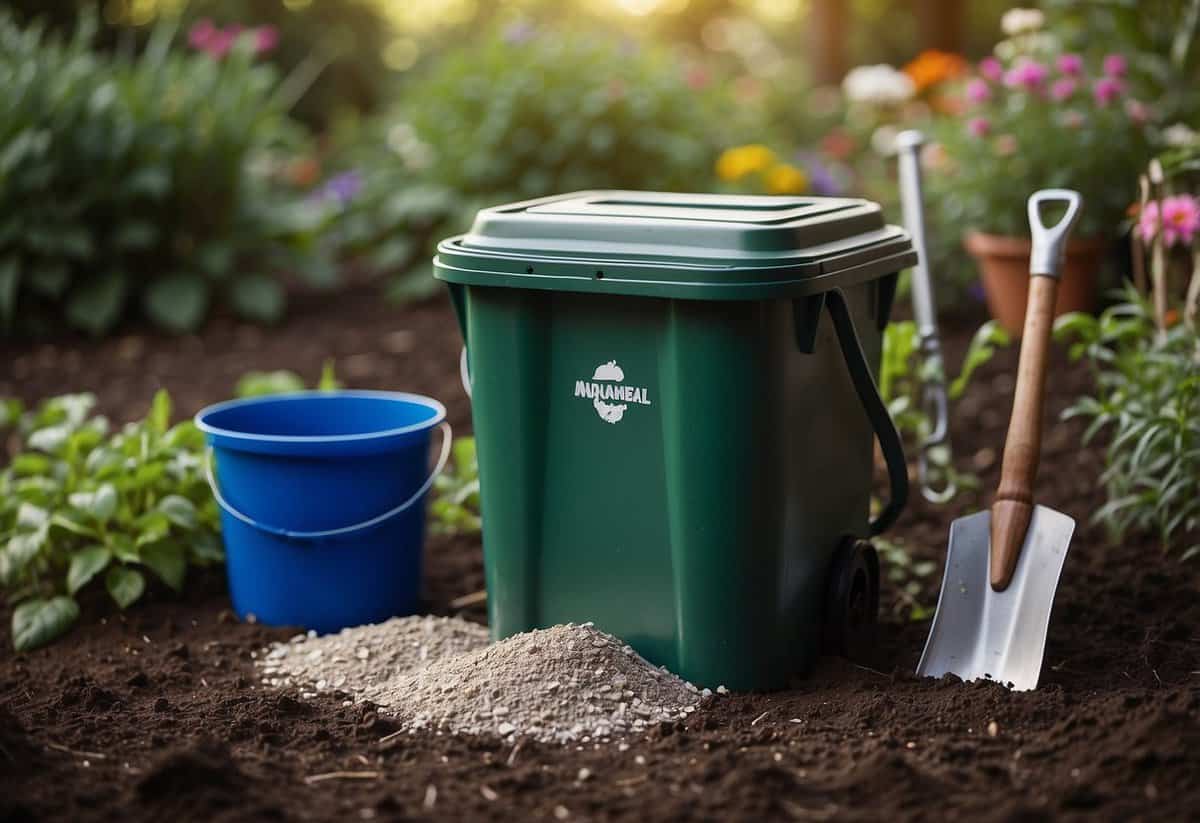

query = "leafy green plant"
[235,359,340,398]
[429,437,480,536]
[878,320,1011,502]
[0,11,333,337]
[876,536,939,621]
[1055,289,1200,557]
[1,391,220,650]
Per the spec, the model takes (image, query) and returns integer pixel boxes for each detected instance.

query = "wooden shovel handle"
[990,190,1082,591]
[990,275,1057,590]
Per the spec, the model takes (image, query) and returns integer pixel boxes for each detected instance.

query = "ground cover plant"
[0,391,219,651]
[0,11,332,337]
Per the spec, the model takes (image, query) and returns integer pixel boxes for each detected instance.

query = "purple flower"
[979,56,1003,83]
[1004,59,1048,92]
[316,171,363,206]
[1093,77,1123,106]
[1056,53,1083,76]
[967,117,991,138]
[796,152,842,196]
[1102,54,1127,78]
[503,19,536,45]
[1050,77,1077,101]
[966,78,991,104]
[968,281,986,303]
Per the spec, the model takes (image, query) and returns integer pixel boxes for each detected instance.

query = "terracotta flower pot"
[964,230,1107,336]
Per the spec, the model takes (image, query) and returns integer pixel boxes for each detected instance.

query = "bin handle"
[205,422,452,541]
[825,290,909,535]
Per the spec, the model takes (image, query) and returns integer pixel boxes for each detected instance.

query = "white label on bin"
[574,360,651,424]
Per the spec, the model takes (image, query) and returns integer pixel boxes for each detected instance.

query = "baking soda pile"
[256,618,706,744]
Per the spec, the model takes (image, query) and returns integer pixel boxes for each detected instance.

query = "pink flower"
[979,56,1004,83]
[1139,196,1200,247]
[966,78,991,104]
[1124,98,1149,124]
[188,18,216,50]
[206,29,236,58]
[1056,53,1084,76]
[1050,77,1077,101]
[1102,54,1128,78]
[1093,77,1123,106]
[1004,59,1048,92]
[254,25,279,54]
[967,117,991,138]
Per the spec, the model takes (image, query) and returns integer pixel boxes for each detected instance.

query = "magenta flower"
[1093,77,1123,106]
[206,29,236,58]
[967,117,991,138]
[1004,59,1048,92]
[979,56,1004,83]
[1050,77,1077,101]
[966,78,991,104]
[1056,53,1083,76]
[254,25,279,54]
[1138,197,1200,247]
[188,19,217,50]
[1102,54,1128,78]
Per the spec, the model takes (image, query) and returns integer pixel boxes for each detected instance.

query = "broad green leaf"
[951,321,1012,400]
[16,502,49,530]
[109,534,140,564]
[149,389,172,435]
[123,165,171,199]
[10,453,52,476]
[105,565,145,609]
[28,262,71,299]
[144,273,209,333]
[235,370,304,398]
[50,512,98,539]
[12,597,80,652]
[69,483,118,523]
[140,540,185,591]
[157,495,197,529]
[229,274,285,323]
[28,424,71,454]
[187,531,224,564]
[135,511,171,546]
[67,546,111,594]
[5,526,47,571]
[0,398,22,427]
[66,270,126,335]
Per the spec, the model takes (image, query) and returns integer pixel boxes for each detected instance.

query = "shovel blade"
[916,505,1074,691]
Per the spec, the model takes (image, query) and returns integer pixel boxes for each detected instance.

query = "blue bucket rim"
[194,390,447,447]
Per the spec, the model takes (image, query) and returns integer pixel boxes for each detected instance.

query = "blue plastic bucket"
[195,391,449,633]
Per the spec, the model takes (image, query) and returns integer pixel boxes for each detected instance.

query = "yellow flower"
[716,144,776,182]
[763,163,808,195]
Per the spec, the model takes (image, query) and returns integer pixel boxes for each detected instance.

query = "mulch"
[1,288,1197,822]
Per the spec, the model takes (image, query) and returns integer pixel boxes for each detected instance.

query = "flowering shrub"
[713,144,845,196]
[927,14,1153,240]
[0,12,330,337]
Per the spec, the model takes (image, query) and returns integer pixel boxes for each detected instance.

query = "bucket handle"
[205,422,452,541]
[825,289,909,536]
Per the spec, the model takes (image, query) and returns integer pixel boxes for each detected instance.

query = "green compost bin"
[434,191,916,690]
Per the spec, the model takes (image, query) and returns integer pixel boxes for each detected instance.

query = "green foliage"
[429,437,480,536]
[879,320,1012,503]
[1055,289,1200,557]
[875,537,938,621]
[0,391,220,650]
[234,359,341,398]
[0,12,333,337]
[337,22,738,293]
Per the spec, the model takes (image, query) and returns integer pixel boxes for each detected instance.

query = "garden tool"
[895,130,954,503]
[916,189,1081,692]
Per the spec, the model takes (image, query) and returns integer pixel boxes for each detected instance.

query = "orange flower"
[903,49,969,94]
[288,156,321,188]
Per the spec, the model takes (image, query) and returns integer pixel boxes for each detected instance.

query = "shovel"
[916,189,1082,691]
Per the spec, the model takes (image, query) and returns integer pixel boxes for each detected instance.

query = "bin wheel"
[823,537,880,661]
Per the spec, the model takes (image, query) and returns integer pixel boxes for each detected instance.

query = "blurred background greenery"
[1,0,1196,335]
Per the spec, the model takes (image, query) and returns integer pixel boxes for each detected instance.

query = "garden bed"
[2,290,1198,821]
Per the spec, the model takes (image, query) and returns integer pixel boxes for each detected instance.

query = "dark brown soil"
[2,289,1198,822]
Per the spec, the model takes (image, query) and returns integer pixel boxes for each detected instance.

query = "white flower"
[1163,122,1199,147]
[842,64,915,106]
[1001,8,1045,37]
[871,124,901,158]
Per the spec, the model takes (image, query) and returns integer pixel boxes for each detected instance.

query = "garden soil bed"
[2,289,1198,822]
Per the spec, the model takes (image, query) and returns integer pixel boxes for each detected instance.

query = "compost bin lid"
[434,190,916,300]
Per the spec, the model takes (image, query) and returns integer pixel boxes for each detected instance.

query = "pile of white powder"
[255,617,706,744]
